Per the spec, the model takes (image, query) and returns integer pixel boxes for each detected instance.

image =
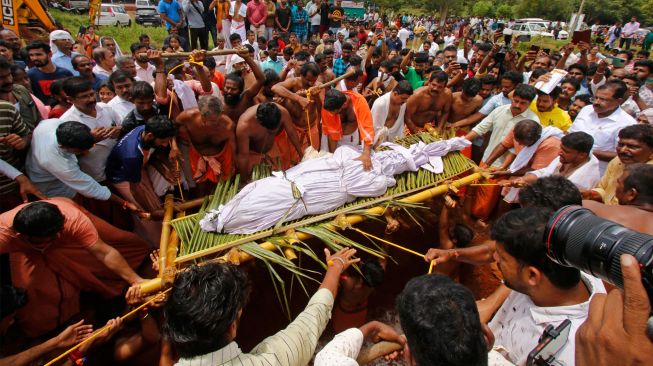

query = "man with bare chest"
[371,80,413,141]
[321,89,375,170]
[315,53,335,84]
[173,95,236,184]
[271,62,322,152]
[448,78,484,130]
[235,102,304,181]
[254,69,281,104]
[222,52,265,122]
[405,71,452,134]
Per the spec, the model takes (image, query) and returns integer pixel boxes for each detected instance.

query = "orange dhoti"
[455,129,472,159]
[282,123,320,164]
[189,142,234,183]
[471,178,501,221]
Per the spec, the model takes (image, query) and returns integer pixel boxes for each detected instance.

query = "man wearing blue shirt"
[50,30,80,76]
[260,39,284,74]
[158,0,184,30]
[106,116,176,186]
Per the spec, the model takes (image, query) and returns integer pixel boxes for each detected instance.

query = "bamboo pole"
[139,172,481,294]
[166,212,185,268]
[158,194,175,278]
[161,49,246,58]
[173,197,208,211]
[307,70,356,94]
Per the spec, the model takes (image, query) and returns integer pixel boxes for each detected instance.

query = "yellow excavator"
[3,0,57,42]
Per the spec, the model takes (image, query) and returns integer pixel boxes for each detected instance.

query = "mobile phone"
[526,319,572,366]
[459,63,468,71]
[530,45,540,52]
[612,57,626,68]
[542,48,550,54]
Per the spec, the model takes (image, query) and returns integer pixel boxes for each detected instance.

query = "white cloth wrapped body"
[199,138,470,234]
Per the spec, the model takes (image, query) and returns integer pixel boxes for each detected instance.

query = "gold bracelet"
[328,257,346,268]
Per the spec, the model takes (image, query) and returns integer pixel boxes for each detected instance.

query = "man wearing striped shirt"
[0,101,31,211]
[163,248,358,366]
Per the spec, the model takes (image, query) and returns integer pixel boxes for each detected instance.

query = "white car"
[95,4,132,27]
[509,22,554,41]
[557,30,569,40]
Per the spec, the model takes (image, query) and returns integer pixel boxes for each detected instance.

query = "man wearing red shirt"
[247,0,268,39]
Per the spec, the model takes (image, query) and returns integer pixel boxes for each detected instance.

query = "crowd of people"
[0,1,653,365]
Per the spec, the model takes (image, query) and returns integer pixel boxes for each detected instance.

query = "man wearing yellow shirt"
[530,88,573,132]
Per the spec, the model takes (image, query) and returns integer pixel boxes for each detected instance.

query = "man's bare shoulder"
[176,108,201,123]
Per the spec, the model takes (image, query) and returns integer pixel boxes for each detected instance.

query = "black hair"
[130,81,154,102]
[443,45,457,53]
[477,42,493,53]
[560,78,580,91]
[568,63,588,76]
[393,80,413,95]
[225,72,245,92]
[263,68,280,86]
[359,258,385,288]
[256,102,282,130]
[397,274,488,366]
[300,62,320,77]
[599,79,627,100]
[399,48,411,57]
[323,47,334,56]
[518,176,582,210]
[268,39,279,49]
[530,68,548,81]
[139,34,150,41]
[243,44,255,54]
[461,77,481,97]
[349,55,362,66]
[313,53,325,63]
[56,121,95,150]
[203,55,216,70]
[479,75,496,86]
[130,42,147,54]
[294,50,310,62]
[108,70,134,92]
[624,163,653,204]
[25,41,50,54]
[513,119,541,145]
[0,56,10,71]
[324,88,347,111]
[62,76,93,98]
[574,94,592,106]
[342,42,353,51]
[0,285,27,319]
[145,116,176,138]
[619,124,653,149]
[636,50,651,59]
[13,201,65,237]
[512,83,537,101]
[229,33,242,43]
[492,207,582,289]
[634,59,653,73]
[49,79,66,100]
[414,51,429,64]
[283,47,294,56]
[561,132,593,154]
[501,70,524,86]
[624,73,642,87]
[453,224,474,247]
[429,70,449,84]
[163,263,250,358]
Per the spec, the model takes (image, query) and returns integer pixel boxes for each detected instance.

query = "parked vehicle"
[136,8,162,26]
[509,21,554,41]
[95,4,131,26]
[69,0,90,10]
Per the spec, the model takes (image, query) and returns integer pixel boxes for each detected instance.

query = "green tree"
[495,3,514,19]
[514,0,573,20]
[472,0,494,17]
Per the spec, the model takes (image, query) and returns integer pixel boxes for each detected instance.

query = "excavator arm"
[3,0,56,42]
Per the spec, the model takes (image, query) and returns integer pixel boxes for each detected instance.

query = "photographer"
[488,207,605,365]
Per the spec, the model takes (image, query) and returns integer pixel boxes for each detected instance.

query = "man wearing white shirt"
[443,32,456,47]
[371,81,412,141]
[620,16,640,50]
[107,71,136,121]
[59,77,122,183]
[132,43,156,84]
[397,26,410,49]
[488,208,605,366]
[568,80,636,175]
[307,0,321,40]
[91,47,115,78]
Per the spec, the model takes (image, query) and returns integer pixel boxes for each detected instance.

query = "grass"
[50,8,169,51]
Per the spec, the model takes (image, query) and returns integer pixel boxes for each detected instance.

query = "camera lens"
[545,205,653,289]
